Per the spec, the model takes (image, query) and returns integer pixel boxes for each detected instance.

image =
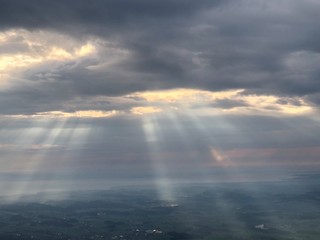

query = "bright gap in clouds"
[2,88,314,119]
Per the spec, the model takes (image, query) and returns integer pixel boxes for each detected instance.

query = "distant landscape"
[0,177,319,240]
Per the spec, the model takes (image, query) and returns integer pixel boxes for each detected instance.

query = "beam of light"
[189,120,256,238]
[6,118,56,173]
[0,118,54,199]
[0,116,94,201]
[8,118,68,200]
[31,119,93,201]
[32,120,93,198]
[165,111,215,183]
[180,110,276,238]
[141,114,176,203]
[57,121,95,193]
[199,122,299,237]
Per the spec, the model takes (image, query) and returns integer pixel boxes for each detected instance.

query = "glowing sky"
[0,0,320,196]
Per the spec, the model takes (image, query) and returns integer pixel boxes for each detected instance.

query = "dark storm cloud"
[0,0,224,31]
[1,0,320,115]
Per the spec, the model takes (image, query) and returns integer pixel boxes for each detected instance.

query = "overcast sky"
[0,0,320,196]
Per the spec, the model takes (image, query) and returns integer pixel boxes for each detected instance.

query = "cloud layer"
[0,0,320,116]
[0,0,320,192]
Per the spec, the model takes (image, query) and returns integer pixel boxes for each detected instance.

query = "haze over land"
[0,0,320,198]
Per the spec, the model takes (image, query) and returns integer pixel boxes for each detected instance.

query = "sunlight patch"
[210,148,231,167]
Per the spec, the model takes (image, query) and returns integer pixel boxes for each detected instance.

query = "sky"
[0,0,320,197]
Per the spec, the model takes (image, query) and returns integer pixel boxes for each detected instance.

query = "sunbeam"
[0,116,97,201]
[141,114,176,203]
[7,118,68,200]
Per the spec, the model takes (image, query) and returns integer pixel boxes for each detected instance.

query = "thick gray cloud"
[0,0,223,31]
[0,0,320,115]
